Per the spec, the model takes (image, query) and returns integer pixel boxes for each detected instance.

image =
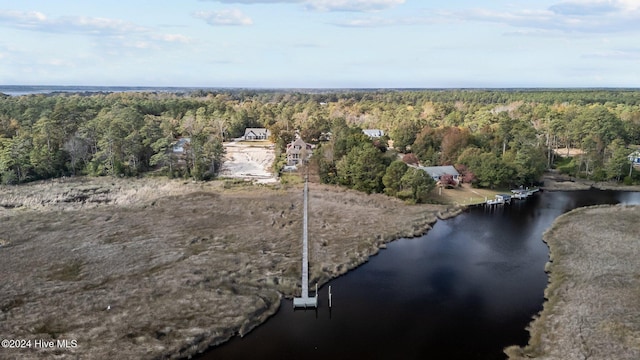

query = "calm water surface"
[200,190,640,360]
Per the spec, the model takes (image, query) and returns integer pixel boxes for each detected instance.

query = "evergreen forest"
[1,89,639,201]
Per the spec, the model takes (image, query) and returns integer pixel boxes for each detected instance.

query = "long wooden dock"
[293,180,318,309]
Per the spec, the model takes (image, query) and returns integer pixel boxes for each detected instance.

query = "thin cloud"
[0,10,192,48]
[0,10,144,35]
[502,29,557,37]
[550,0,640,15]
[199,0,300,3]
[306,0,405,12]
[332,15,424,27]
[330,1,640,31]
[582,48,640,60]
[0,10,47,30]
[618,0,640,11]
[199,0,405,12]
[153,34,192,43]
[453,1,640,34]
[193,9,253,26]
[549,1,618,16]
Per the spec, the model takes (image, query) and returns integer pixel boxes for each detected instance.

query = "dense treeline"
[1,89,639,190]
[0,92,229,183]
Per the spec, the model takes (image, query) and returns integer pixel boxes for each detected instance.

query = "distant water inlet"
[198,190,640,360]
[0,85,203,96]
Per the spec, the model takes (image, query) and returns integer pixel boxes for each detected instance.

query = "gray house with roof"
[418,165,460,185]
[244,128,270,141]
[362,129,384,138]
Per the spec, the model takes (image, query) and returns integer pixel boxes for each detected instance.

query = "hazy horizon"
[3,84,640,90]
[1,1,640,88]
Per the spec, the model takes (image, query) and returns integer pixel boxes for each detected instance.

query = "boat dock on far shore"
[486,187,540,206]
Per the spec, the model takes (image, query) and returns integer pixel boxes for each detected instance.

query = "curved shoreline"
[505,204,640,359]
[542,171,640,192]
[6,174,637,359]
[201,176,638,360]
[0,178,457,360]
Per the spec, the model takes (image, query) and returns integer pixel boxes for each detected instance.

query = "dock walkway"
[293,180,318,308]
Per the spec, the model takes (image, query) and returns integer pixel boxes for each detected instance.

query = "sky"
[0,0,639,88]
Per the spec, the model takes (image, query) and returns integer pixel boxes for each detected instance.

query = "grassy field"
[434,183,509,206]
[505,204,640,360]
[542,169,640,191]
[0,177,455,359]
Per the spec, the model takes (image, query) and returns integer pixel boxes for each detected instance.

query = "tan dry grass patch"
[435,184,506,206]
[507,204,640,360]
[0,177,452,359]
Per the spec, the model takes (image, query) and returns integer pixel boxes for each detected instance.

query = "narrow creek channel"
[198,189,640,360]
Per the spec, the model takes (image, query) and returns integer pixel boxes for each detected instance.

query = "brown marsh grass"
[542,170,640,192]
[506,204,640,360]
[0,177,453,359]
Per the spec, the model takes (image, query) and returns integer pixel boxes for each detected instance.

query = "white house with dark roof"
[243,128,270,141]
[418,165,460,184]
[629,150,640,165]
[362,129,384,138]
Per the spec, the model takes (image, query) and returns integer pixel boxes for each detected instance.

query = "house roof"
[289,138,307,146]
[172,137,191,153]
[244,128,270,137]
[362,129,384,138]
[286,138,312,155]
[418,165,460,177]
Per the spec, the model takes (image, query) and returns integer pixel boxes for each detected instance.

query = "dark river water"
[199,189,640,360]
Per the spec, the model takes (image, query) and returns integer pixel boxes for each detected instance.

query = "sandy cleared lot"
[220,141,277,183]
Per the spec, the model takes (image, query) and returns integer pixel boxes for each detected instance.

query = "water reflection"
[199,190,640,360]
